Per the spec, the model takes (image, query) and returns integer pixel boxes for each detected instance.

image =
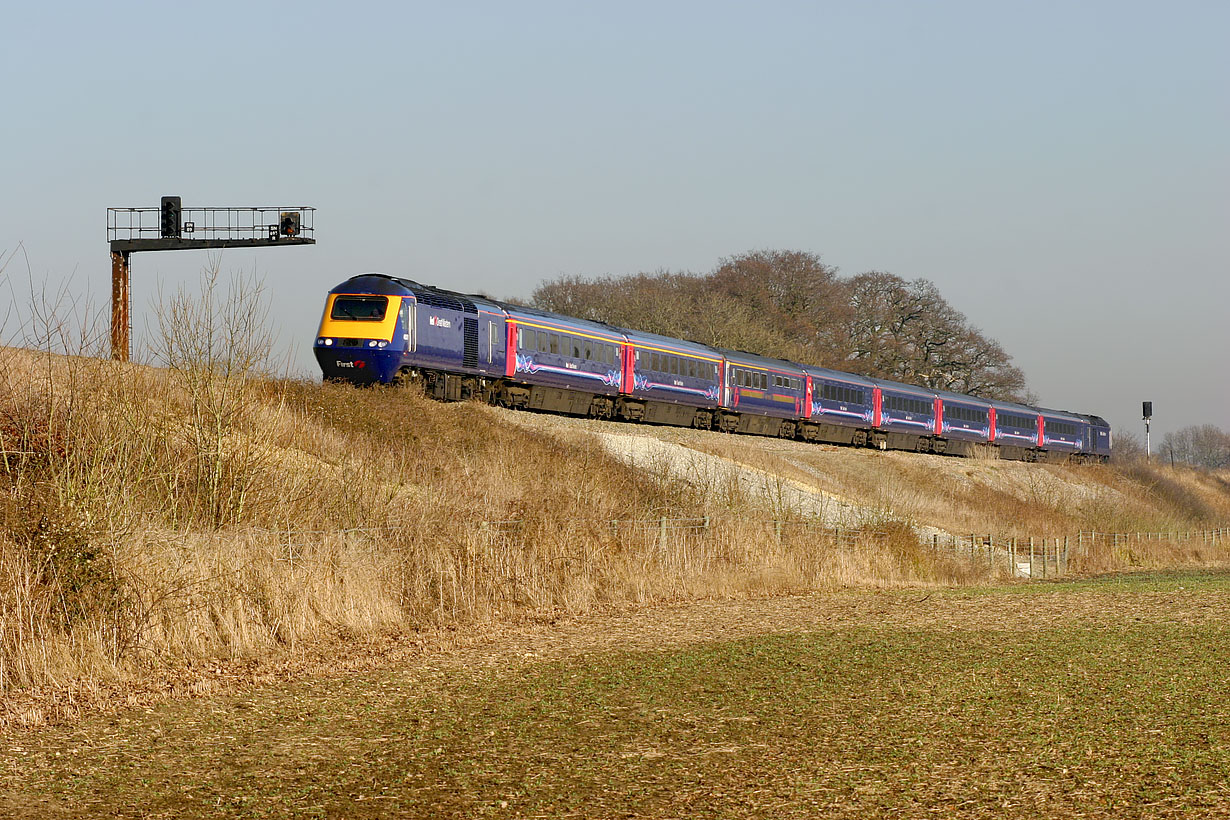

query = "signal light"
[160,196,182,238]
[279,211,300,237]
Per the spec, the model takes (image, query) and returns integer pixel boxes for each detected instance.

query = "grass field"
[3,570,1228,818]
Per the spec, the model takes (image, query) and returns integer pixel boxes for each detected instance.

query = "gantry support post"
[110,250,131,361]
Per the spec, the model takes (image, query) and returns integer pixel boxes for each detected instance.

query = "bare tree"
[844,272,1028,400]
[1159,425,1230,470]
[532,251,1030,400]
[153,260,280,527]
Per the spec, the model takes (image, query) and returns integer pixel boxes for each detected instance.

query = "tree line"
[530,250,1029,401]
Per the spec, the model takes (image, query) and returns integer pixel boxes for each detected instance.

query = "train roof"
[932,388,994,407]
[332,273,508,314]
[798,364,877,387]
[714,348,807,374]
[1032,405,1089,422]
[496,302,626,341]
[869,377,938,399]
[617,327,720,358]
[986,398,1044,415]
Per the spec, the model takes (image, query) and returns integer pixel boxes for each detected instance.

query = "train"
[314,273,1112,463]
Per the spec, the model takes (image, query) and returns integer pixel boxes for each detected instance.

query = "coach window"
[548,334,559,355]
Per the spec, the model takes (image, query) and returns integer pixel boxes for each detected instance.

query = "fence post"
[703,516,710,533]
[775,520,783,544]
[1029,537,1034,578]
[1063,536,1069,575]
[1010,537,1016,576]
[659,517,668,550]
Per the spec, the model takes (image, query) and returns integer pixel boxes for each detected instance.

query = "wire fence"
[239,516,1230,581]
[928,528,1230,579]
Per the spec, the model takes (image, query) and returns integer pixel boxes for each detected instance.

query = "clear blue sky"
[3,1,1226,442]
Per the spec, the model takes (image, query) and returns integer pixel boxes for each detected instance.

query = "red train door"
[872,387,883,427]
[804,375,814,419]
[934,397,944,435]
[505,322,517,378]
[988,407,997,442]
[620,343,634,395]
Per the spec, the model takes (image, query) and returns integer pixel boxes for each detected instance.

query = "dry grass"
[0,341,975,727]
[1,282,1227,726]
[676,426,1230,540]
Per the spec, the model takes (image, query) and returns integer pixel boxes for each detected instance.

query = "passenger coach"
[314,273,1111,463]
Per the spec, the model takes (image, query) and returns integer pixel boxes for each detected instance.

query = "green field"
[3,571,1228,818]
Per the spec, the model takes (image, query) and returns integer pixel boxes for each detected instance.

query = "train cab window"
[331,295,388,321]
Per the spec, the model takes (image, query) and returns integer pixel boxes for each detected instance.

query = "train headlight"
[324,338,333,346]
[377,341,388,348]
[316,338,324,345]
[368,340,378,348]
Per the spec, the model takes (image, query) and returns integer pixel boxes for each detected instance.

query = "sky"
[2,0,1226,442]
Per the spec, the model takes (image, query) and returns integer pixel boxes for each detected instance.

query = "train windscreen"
[331,295,388,321]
